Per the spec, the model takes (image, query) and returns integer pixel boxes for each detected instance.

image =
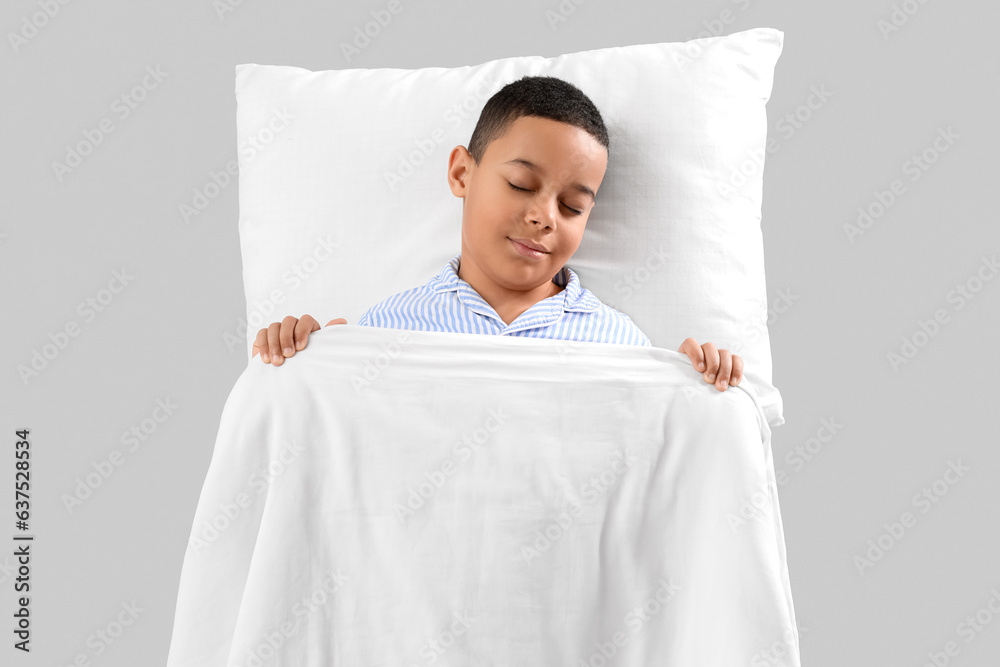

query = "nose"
[526,193,558,229]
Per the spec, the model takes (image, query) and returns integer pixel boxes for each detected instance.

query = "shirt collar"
[430,253,601,314]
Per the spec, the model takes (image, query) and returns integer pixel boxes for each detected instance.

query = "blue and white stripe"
[357,254,651,347]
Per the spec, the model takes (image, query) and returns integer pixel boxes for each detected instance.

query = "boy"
[251,76,742,392]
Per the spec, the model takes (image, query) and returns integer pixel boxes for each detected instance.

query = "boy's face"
[447,115,608,296]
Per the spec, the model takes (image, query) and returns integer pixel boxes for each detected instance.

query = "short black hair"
[466,75,609,165]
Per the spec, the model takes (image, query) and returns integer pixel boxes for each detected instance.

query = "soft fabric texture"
[167,325,800,666]
[234,27,785,428]
[357,254,652,346]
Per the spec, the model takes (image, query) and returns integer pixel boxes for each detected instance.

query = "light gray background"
[2,1,998,665]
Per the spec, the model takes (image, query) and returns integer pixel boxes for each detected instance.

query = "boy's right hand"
[252,315,347,366]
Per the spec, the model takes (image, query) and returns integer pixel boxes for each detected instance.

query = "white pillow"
[233,27,786,428]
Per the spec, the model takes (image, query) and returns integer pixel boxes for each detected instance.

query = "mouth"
[508,237,550,259]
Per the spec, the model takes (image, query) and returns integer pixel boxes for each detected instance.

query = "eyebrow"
[503,158,596,202]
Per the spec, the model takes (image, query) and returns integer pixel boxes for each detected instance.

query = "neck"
[457,253,563,325]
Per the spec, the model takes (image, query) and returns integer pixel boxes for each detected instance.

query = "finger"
[731,355,744,386]
[267,322,283,366]
[701,342,719,383]
[295,314,320,351]
[278,316,299,358]
[677,338,706,372]
[253,328,269,362]
[715,350,732,390]
[326,317,348,327]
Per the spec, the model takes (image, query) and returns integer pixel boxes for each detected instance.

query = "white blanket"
[166,325,800,666]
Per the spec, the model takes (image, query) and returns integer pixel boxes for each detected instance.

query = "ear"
[447,145,473,198]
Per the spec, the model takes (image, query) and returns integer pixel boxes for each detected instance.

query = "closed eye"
[507,182,582,216]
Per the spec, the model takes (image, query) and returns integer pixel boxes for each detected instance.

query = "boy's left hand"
[677,338,743,392]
